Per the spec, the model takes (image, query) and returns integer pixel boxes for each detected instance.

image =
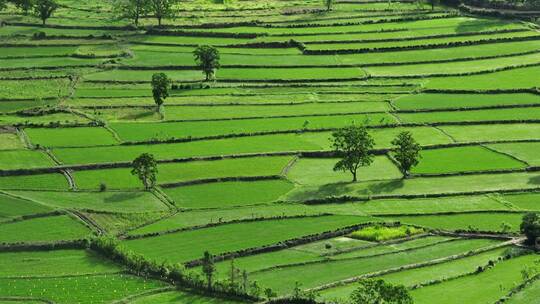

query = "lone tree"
[193,45,220,81]
[332,124,374,182]
[114,0,149,27]
[324,0,334,11]
[34,0,58,25]
[521,212,540,245]
[350,279,413,304]
[149,0,176,27]
[201,251,216,290]
[131,153,158,190]
[151,72,170,113]
[391,131,421,178]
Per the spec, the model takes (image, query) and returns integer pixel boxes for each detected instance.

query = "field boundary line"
[68,209,105,235]
[482,144,531,167]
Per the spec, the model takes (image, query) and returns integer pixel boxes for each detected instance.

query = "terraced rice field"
[1,0,539,303]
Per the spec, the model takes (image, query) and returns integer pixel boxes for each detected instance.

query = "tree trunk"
[158,16,162,27]
[352,171,357,182]
[42,19,46,26]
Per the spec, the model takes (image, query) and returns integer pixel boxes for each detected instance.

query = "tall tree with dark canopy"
[350,279,413,304]
[332,124,374,182]
[12,0,34,14]
[521,212,540,245]
[114,0,149,26]
[193,45,221,81]
[131,153,158,190]
[0,0,7,12]
[34,0,58,25]
[149,0,176,27]
[324,0,334,11]
[151,72,170,113]
[202,251,216,290]
[391,131,421,178]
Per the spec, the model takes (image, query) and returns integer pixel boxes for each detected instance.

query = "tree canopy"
[350,279,413,304]
[114,0,149,26]
[149,0,176,26]
[391,131,421,178]
[131,153,158,190]
[194,45,221,81]
[332,124,374,182]
[151,72,171,112]
[34,0,58,25]
[521,212,540,245]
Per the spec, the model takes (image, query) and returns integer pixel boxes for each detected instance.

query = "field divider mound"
[300,187,540,205]
[481,144,531,167]
[67,209,105,235]
[410,165,540,178]
[111,287,177,304]
[0,297,53,304]
[369,209,529,217]
[0,239,88,252]
[306,238,518,293]
[183,220,391,268]
[0,270,129,280]
[495,273,540,303]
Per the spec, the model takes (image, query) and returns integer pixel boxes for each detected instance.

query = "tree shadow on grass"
[363,179,405,196]
[123,109,157,121]
[454,19,503,33]
[103,192,144,204]
[528,175,540,185]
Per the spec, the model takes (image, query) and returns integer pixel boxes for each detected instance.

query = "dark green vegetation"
[1,0,539,303]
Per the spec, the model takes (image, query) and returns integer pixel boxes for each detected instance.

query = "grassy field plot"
[0,173,69,190]
[131,290,245,304]
[249,238,499,294]
[411,146,527,174]
[0,214,91,244]
[0,249,122,277]
[398,107,540,124]
[506,278,540,304]
[287,156,402,185]
[358,195,510,215]
[410,254,540,304]
[162,179,293,209]
[501,192,540,211]
[394,93,540,110]
[0,133,24,150]
[320,247,508,301]
[487,142,540,166]
[123,215,369,264]
[0,192,52,220]
[440,123,540,143]
[286,171,540,202]
[0,274,167,304]
[391,212,524,232]
[109,113,395,142]
[0,150,54,170]
[25,127,118,148]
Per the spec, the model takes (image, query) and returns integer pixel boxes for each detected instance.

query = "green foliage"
[33,0,58,25]
[349,225,424,242]
[332,124,375,182]
[520,212,540,244]
[391,131,421,177]
[193,45,221,81]
[131,153,158,189]
[149,0,176,26]
[151,72,171,110]
[350,279,413,304]
[324,0,334,11]
[202,251,216,289]
[11,0,34,14]
[114,0,149,26]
